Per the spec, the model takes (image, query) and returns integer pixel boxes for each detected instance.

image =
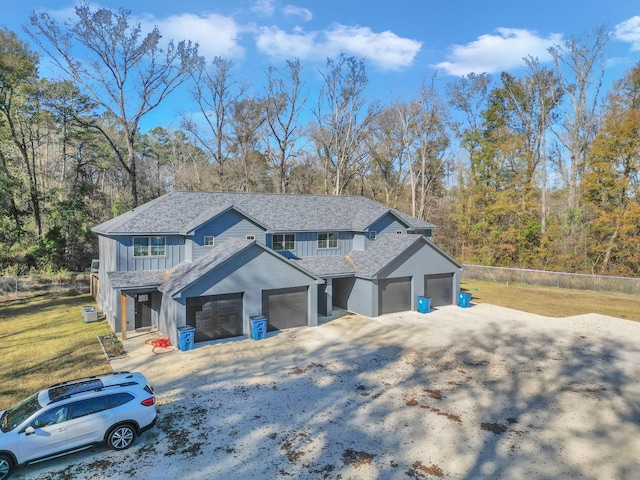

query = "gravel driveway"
[16,303,640,479]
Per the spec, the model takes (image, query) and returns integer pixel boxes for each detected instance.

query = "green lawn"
[0,294,113,410]
[462,279,640,321]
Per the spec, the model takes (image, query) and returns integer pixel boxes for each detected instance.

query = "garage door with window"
[378,277,411,315]
[262,287,308,331]
[424,273,453,307]
[187,293,243,342]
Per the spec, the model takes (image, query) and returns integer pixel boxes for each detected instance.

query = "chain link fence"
[0,273,91,301]
[462,265,638,295]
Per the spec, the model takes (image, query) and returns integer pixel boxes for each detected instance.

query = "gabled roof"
[296,234,462,279]
[348,234,425,278]
[92,191,437,235]
[158,238,320,297]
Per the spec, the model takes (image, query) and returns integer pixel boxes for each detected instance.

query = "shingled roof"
[93,191,436,235]
[348,234,426,278]
[159,238,319,297]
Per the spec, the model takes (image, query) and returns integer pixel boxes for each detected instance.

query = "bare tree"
[548,26,609,226]
[228,97,270,192]
[28,1,202,206]
[503,58,563,233]
[184,56,245,189]
[312,54,379,195]
[264,59,307,193]
[396,78,449,220]
[366,105,407,207]
[447,72,492,173]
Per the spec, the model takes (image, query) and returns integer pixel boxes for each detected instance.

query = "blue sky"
[4,0,640,127]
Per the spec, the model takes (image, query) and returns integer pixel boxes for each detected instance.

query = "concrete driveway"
[16,303,640,479]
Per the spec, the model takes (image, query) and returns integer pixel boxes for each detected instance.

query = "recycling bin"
[458,292,472,308]
[417,296,432,314]
[250,315,268,340]
[177,325,196,351]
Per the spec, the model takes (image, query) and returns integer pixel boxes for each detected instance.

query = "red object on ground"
[145,337,175,354]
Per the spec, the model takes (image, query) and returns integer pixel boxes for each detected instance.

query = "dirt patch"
[407,460,444,477]
[481,422,508,435]
[341,449,375,467]
[97,333,126,359]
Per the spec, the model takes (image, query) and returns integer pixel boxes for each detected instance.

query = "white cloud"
[255,23,422,70]
[282,5,312,22]
[614,16,640,51]
[255,26,318,59]
[252,0,275,16]
[436,28,563,76]
[150,13,245,60]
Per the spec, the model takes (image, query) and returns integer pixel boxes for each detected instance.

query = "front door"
[135,294,152,329]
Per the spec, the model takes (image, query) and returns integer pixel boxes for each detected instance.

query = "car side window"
[108,393,134,409]
[68,397,108,419]
[31,406,67,429]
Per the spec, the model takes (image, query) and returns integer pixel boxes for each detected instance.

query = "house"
[92,191,462,346]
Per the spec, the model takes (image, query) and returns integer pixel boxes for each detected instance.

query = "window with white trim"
[396,230,403,234]
[317,232,338,249]
[133,236,166,257]
[204,236,215,246]
[246,235,256,240]
[273,234,295,251]
[369,231,376,240]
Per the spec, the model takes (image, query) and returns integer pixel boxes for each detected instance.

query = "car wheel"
[106,424,136,450]
[0,454,14,480]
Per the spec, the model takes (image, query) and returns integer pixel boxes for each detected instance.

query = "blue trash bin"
[177,325,195,351]
[250,315,268,340]
[458,292,472,308]
[417,296,432,314]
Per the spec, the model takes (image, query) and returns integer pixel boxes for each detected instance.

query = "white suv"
[0,371,156,479]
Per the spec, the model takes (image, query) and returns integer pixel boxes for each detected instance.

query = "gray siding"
[347,278,375,317]
[192,210,266,260]
[353,233,366,251]
[97,235,118,326]
[159,295,184,347]
[174,245,318,341]
[378,240,460,307]
[266,231,353,258]
[116,235,184,271]
[365,213,409,248]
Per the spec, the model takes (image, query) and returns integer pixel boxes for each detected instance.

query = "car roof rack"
[47,372,139,404]
[48,381,140,404]
[47,371,132,390]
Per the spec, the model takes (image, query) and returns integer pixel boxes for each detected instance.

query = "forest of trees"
[1,4,639,277]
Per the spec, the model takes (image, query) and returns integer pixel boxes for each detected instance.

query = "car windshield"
[1,393,42,432]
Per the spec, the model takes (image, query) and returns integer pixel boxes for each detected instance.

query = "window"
[246,235,255,240]
[68,397,108,420]
[204,236,215,247]
[396,230,403,234]
[107,393,134,409]
[133,237,166,257]
[369,231,376,240]
[31,406,67,429]
[273,234,295,251]
[317,232,338,249]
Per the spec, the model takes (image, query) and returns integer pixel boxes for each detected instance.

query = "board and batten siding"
[192,210,266,260]
[364,213,410,248]
[116,235,184,271]
[265,231,353,258]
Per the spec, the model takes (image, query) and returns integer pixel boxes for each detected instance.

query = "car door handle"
[57,427,67,432]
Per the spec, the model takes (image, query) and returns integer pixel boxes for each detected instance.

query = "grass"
[0,294,114,410]
[462,279,640,321]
